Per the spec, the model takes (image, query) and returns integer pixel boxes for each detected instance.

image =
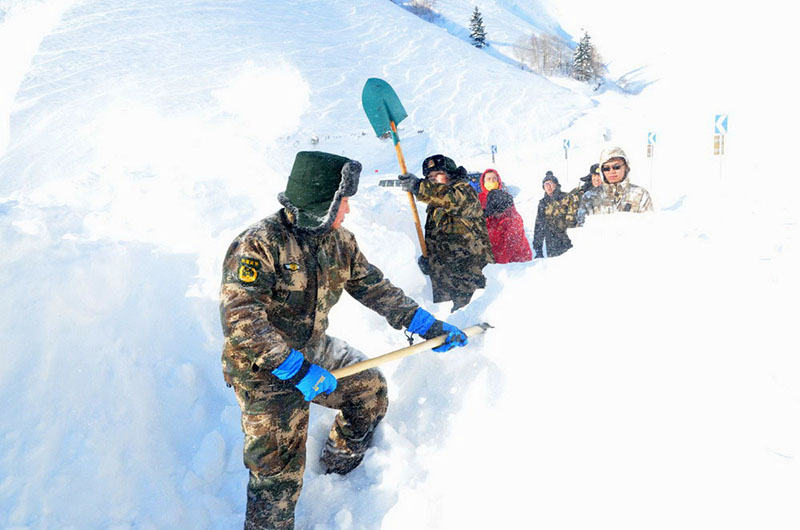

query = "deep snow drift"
[1,0,798,529]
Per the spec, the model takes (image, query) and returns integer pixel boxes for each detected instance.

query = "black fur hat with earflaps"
[421,154,467,182]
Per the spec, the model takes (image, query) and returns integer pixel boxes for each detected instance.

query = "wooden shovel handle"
[330,324,490,380]
[391,120,427,257]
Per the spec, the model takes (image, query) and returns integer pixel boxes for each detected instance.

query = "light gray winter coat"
[576,177,653,225]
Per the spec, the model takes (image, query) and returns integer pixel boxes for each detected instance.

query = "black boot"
[320,424,376,475]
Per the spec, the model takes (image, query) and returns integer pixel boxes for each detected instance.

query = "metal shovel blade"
[361,78,408,138]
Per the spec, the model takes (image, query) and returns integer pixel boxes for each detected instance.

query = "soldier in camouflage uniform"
[398,154,493,312]
[544,163,601,235]
[220,151,468,530]
[577,147,653,225]
[532,172,573,258]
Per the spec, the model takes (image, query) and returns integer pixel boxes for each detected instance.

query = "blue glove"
[271,349,338,401]
[430,322,468,352]
[407,308,437,336]
[295,364,337,401]
[407,308,468,353]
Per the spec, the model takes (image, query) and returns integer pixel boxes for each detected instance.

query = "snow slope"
[1,0,798,528]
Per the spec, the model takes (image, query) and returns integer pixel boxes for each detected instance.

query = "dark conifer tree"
[572,31,595,82]
[469,7,487,49]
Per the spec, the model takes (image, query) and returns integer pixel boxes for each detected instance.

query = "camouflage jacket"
[417,179,494,265]
[543,187,583,232]
[533,190,573,257]
[576,178,653,225]
[219,210,420,385]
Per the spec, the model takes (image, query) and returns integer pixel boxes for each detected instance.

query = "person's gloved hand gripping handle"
[406,308,468,352]
[398,173,422,194]
[270,349,337,401]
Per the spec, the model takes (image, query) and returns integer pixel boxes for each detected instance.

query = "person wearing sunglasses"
[576,146,653,226]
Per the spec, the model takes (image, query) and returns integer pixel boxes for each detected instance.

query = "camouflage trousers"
[233,335,388,530]
[428,245,487,307]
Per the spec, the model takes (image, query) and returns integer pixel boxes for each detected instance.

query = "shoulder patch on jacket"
[238,257,261,283]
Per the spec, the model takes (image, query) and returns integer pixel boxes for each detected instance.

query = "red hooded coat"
[479,169,532,264]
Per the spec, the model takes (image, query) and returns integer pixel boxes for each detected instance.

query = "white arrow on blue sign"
[491,145,497,154]
[648,132,657,145]
[563,139,570,149]
[715,114,728,135]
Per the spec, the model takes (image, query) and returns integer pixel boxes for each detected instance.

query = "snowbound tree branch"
[589,42,605,84]
[469,7,487,48]
[513,33,571,76]
[395,0,438,20]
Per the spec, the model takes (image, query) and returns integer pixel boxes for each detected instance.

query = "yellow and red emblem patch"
[238,257,261,283]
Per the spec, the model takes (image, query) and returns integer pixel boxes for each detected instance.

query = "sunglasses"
[602,163,625,172]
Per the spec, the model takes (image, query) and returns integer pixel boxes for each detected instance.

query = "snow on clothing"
[416,178,493,308]
[576,177,654,225]
[478,170,532,264]
[532,181,573,258]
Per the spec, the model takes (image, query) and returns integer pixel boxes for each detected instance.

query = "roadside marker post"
[647,132,656,193]
[714,114,728,179]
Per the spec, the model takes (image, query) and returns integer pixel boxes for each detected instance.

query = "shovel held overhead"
[361,78,427,256]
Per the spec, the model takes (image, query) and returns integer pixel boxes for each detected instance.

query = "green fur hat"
[278,151,361,232]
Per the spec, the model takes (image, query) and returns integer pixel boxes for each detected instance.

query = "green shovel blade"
[362,78,408,142]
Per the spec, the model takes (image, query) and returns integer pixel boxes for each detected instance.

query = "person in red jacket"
[478,169,532,264]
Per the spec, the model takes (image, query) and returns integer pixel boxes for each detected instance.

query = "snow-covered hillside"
[1,0,798,529]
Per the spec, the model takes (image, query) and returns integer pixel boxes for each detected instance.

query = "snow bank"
[1,0,798,528]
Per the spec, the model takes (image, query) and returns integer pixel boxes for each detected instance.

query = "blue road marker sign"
[563,139,570,150]
[491,145,497,155]
[715,114,728,135]
[648,132,657,145]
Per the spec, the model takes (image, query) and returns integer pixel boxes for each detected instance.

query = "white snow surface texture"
[0,0,797,529]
